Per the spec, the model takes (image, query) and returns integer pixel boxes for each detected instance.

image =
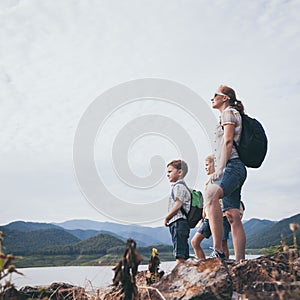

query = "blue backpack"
[172,181,203,228]
[234,114,268,168]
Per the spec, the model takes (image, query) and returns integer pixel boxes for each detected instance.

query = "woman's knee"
[225,209,241,225]
[205,184,223,205]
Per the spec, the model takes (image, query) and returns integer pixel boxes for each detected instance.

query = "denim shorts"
[213,158,247,211]
[197,217,231,240]
[197,218,211,238]
[169,218,190,259]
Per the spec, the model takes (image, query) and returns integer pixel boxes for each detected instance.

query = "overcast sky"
[0,0,299,226]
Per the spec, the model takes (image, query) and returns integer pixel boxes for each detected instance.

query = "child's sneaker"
[209,249,226,259]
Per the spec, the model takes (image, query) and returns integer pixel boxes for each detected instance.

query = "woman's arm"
[211,123,235,180]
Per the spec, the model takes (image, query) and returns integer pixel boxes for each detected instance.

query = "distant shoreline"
[15,250,262,268]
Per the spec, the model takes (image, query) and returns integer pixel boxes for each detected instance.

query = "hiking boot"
[209,249,226,259]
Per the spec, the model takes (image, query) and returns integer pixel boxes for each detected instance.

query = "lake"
[15,255,260,290]
[14,262,176,290]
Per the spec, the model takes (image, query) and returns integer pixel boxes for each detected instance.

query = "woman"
[205,85,247,260]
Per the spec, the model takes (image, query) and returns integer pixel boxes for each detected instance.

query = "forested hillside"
[0,227,80,255]
[246,213,300,248]
[36,233,125,255]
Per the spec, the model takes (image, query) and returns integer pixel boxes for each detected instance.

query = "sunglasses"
[213,92,230,99]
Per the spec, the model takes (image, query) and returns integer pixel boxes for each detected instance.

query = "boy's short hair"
[167,159,188,178]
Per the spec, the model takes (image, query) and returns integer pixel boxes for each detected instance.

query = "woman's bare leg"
[226,208,246,260]
[205,184,224,253]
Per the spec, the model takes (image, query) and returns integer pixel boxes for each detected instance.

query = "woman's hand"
[210,168,224,182]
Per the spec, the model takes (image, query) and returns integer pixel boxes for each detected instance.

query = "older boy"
[164,160,191,263]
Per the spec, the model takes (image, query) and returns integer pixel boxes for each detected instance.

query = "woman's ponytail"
[220,85,245,115]
[229,98,245,115]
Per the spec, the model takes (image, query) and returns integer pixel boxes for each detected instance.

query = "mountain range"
[1,213,299,257]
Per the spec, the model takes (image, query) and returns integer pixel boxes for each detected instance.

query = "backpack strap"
[171,181,190,217]
[180,205,188,218]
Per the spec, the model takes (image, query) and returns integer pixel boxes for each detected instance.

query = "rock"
[1,286,27,300]
[144,258,233,300]
[102,258,232,300]
[19,282,89,300]
[135,250,300,300]
[9,250,300,300]
[229,249,300,299]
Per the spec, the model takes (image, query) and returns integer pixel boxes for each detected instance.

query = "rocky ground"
[96,249,300,300]
[1,250,299,300]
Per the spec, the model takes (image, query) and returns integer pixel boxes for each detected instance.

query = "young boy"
[164,159,191,264]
